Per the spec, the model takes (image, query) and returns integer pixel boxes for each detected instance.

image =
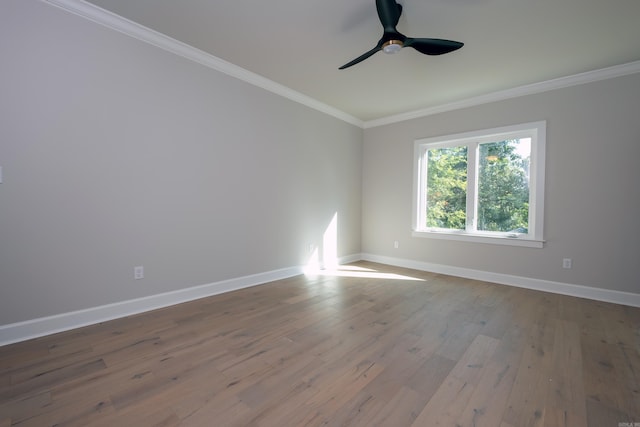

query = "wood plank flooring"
[1,261,639,426]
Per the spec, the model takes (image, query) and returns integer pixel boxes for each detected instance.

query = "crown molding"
[41,0,364,128]
[39,0,640,131]
[364,60,640,128]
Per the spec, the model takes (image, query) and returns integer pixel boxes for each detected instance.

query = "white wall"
[0,0,362,326]
[362,72,640,295]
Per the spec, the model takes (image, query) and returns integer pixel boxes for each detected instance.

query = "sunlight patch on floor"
[304,265,425,281]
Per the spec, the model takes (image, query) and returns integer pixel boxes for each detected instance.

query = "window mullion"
[418,146,428,229]
[466,143,478,232]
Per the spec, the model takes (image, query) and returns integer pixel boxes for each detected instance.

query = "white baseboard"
[0,265,304,347]
[360,253,640,308]
[3,252,637,347]
[0,252,364,347]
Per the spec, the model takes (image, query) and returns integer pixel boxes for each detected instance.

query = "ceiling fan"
[339,0,464,69]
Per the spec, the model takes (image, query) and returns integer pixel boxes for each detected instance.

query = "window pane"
[426,146,467,230]
[477,139,530,233]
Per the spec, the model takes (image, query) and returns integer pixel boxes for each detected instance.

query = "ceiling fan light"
[382,40,403,54]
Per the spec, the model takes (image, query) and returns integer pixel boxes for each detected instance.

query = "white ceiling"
[81,0,640,123]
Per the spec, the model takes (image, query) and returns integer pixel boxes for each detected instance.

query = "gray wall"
[2,0,638,330]
[0,0,362,325]
[363,72,640,294]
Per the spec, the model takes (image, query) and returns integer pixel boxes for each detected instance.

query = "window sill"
[412,230,544,248]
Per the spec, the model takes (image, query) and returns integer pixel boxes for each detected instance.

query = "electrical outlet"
[134,266,144,280]
[562,258,572,269]
[394,240,399,249]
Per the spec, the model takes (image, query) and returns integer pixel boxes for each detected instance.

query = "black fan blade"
[376,0,402,31]
[404,38,464,55]
[338,0,463,69]
[339,45,383,69]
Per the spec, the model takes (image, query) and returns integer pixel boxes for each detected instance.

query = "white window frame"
[412,121,546,248]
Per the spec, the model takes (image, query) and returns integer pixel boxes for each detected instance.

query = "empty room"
[1,0,639,425]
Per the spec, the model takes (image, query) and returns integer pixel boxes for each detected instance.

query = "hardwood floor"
[1,261,639,426]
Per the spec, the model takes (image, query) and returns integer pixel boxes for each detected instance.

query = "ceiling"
[82,0,640,123]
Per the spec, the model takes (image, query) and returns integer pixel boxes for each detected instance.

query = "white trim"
[40,0,364,128]
[364,61,640,129]
[337,253,363,265]
[0,265,303,347]
[360,253,640,308]
[40,1,640,130]
[2,251,639,346]
[0,252,362,347]
[411,230,544,248]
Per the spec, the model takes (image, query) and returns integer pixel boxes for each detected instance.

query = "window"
[413,121,546,247]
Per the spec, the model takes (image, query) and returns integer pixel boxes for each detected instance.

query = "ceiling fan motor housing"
[382,39,403,54]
